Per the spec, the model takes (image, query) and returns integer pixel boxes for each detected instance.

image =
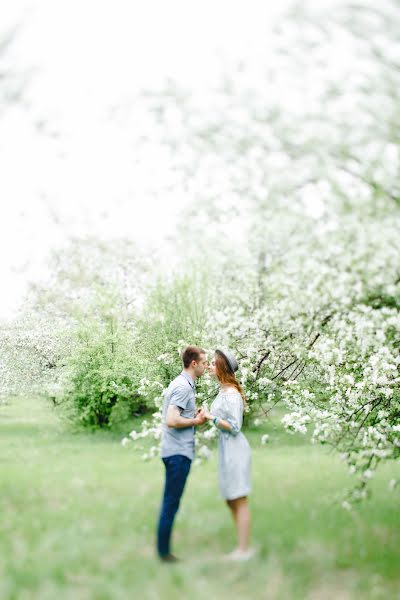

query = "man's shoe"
[159,553,180,563]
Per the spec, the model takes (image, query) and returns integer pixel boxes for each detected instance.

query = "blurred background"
[1,0,290,318]
[1,2,400,598]
[2,0,398,319]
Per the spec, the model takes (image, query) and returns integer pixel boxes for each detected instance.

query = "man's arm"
[166,405,206,428]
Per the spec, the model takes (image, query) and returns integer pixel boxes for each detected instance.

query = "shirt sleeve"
[222,394,243,436]
[169,385,191,411]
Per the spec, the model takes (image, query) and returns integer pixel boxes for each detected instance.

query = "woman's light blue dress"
[210,389,252,500]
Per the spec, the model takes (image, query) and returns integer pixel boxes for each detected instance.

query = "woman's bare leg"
[226,496,251,551]
[226,498,237,523]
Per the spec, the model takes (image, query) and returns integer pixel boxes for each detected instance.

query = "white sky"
[0,0,347,320]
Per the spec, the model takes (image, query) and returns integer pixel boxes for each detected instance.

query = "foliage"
[51,291,148,428]
[122,2,400,504]
[28,236,152,321]
[2,2,400,502]
[0,312,71,401]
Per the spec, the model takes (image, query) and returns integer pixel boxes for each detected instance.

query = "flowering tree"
[0,312,71,401]
[2,1,399,503]
[122,2,400,503]
[0,237,152,410]
[29,236,153,321]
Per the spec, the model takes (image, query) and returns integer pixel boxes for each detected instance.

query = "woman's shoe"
[225,547,256,562]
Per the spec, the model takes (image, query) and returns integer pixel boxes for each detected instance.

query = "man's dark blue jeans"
[157,454,192,558]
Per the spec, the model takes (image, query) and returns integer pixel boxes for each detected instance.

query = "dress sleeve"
[222,393,243,436]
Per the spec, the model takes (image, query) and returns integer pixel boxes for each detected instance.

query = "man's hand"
[166,405,207,428]
[194,408,207,426]
[197,407,213,421]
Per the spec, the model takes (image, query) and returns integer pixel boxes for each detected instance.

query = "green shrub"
[55,273,210,428]
[58,314,147,428]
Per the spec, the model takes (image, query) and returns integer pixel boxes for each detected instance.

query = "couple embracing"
[156,345,254,563]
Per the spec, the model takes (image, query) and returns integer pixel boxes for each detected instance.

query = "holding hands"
[194,407,212,425]
[194,407,207,425]
[196,406,214,425]
[196,406,230,432]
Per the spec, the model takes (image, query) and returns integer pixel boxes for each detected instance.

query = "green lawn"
[1,397,399,600]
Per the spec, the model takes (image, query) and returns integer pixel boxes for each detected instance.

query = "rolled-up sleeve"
[223,395,243,436]
[170,385,190,411]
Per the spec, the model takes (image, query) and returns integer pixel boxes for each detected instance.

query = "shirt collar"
[180,370,195,389]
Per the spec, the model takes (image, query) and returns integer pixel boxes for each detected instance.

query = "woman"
[204,349,254,561]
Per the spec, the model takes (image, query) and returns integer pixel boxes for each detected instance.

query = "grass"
[1,396,399,600]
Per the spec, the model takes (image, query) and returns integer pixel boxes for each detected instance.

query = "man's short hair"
[181,345,205,368]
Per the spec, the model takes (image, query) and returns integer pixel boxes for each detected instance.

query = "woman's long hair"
[215,351,246,406]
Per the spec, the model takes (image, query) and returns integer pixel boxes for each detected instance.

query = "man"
[156,345,208,562]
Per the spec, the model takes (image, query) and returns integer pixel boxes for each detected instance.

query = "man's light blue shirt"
[161,371,196,461]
